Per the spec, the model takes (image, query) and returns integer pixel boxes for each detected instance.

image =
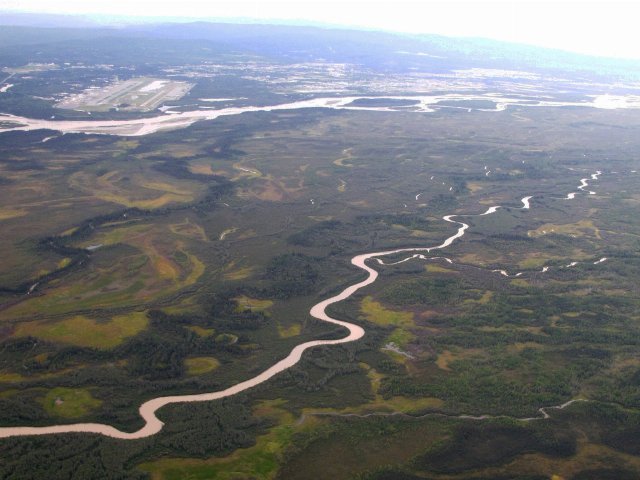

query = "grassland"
[360,296,415,328]
[41,387,102,418]
[13,312,149,349]
[184,357,221,375]
[69,170,199,209]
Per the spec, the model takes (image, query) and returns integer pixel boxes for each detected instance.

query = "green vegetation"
[41,387,102,418]
[360,296,414,327]
[139,400,295,480]
[380,277,462,306]
[1,33,640,479]
[264,253,322,299]
[14,312,149,349]
[184,357,220,375]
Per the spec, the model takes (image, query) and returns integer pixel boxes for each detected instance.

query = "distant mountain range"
[1,11,639,80]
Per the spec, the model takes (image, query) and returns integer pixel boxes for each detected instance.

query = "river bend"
[0,206,500,439]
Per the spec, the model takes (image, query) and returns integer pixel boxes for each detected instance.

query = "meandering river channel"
[0,153,613,439]
[0,92,619,439]
[0,204,507,439]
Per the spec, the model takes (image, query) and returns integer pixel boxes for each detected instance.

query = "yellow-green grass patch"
[231,162,262,180]
[478,290,493,304]
[361,363,384,395]
[0,389,19,398]
[522,326,547,335]
[57,257,71,269]
[113,139,140,150]
[60,226,79,236]
[34,353,48,362]
[479,197,502,205]
[142,238,179,280]
[238,175,304,202]
[174,250,205,289]
[436,350,455,371]
[160,295,201,315]
[185,357,220,375]
[187,326,215,337]
[237,229,257,240]
[219,227,238,240]
[384,348,413,364]
[528,219,601,239]
[511,278,530,287]
[333,148,354,167]
[139,181,192,196]
[436,347,487,371]
[426,263,456,273]
[70,171,196,209]
[603,355,640,376]
[224,266,254,281]
[188,163,215,175]
[0,208,28,221]
[458,252,503,266]
[374,395,444,412]
[0,372,24,382]
[169,219,208,241]
[360,296,415,328]
[101,192,194,209]
[1,247,202,318]
[304,396,444,418]
[277,323,301,338]
[234,296,273,313]
[518,254,560,269]
[85,226,205,288]
[0,361,76,383]
[14,312,149,349]
[304,362,443,416]
[387,328,416,348]
[467,181,483,193]
[215,333,238,345]
[83,224,150,246]
[41,387,102,418]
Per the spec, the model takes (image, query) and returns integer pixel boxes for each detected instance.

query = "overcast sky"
[2,0,640,59]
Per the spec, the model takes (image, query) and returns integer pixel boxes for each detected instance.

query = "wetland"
[2,20,640,480]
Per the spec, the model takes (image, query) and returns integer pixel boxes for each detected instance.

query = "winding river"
[0,167,614,439]
[0,87,617,440]
[0,205,503,439]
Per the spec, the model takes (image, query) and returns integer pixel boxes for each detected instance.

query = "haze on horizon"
[1,0,640,61]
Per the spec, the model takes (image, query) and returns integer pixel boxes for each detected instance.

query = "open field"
[41,387,102,419]
[13,312,149,349]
